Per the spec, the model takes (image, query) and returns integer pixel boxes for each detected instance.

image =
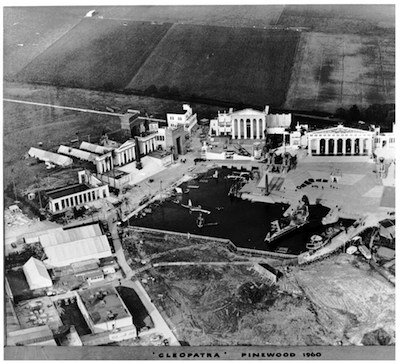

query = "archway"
[354,138,360,155]
[240,119,244,138]
[328,139,335,155]
[337,138,343,155]
[259,119,263,139]
[319,138,326,155]
[345,138,352,155]
[246,119,251,139]
[234,119,238,139]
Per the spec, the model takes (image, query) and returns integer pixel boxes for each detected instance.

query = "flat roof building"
[78,284,134,334]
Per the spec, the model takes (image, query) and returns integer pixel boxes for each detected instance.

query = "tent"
[23,257,52,290]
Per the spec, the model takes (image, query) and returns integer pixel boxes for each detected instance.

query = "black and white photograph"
[3,2,396,360]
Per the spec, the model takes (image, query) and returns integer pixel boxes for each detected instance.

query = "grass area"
[3,7,89,78]
[284,32,395,113]
[128,24,300,107]
[141,264,334,345]
[16,18,172,90]
[277,5,394,34]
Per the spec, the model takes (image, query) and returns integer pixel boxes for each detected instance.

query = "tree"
[144,84,158,96]
[349,104,361,122]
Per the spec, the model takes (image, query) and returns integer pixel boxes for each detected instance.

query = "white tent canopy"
[23,257,52,290]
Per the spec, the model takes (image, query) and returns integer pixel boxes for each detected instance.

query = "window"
[375,138,380,143]
[170,117,174,120]
[389,138,395,143]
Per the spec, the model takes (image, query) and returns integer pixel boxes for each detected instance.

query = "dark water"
[131,168,349,255]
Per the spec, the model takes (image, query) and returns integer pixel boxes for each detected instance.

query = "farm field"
[3,7,91,79]
[128,24,300,107]
[284,32,395,113]
[96,5,285,28]
[286,254,395,345]
[277,4,395,34]
[16,18,172,90]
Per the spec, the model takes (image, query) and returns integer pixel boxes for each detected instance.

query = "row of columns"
[96,155,114,174]
[310,137,371,155]
[52,187,108,212]
[115,146,135,166]
[231,118,266,140]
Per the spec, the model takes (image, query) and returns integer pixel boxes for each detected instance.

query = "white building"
[46,175,109,214]
[78,285,134,334]
[373,123,397,161]
[307,125,374,156]
[209,106,291,140]
[23,257,52,290]
[28,147,73,167]
[44,235,112,268]
[167,104,198,134]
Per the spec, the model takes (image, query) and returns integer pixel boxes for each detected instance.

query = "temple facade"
[307,125,374,156]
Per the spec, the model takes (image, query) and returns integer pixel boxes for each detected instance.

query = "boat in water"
[306,226,342,251]
[182,199,211,214]
[187,185,199,189]
[265,195,310,244]
[196,213,205,228]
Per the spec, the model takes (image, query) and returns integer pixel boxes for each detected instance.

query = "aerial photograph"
[3,3,395,360]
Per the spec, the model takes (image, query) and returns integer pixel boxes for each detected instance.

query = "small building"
[46,180,109,214]
[28,147,73,167]
[85,269,105,285]
[22,257,53,291]
[252,263,283,283]
[78,284,134,334]
[167,104,198,134]
[7,325,57,346]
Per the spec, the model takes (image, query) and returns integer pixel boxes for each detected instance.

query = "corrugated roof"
[40,224,102,248]
[44,235,111,267]
[28,147,73,167]
[266,113,292,128]
[58,145,97,162]
[79,141,114,155]
[23,257,52,290]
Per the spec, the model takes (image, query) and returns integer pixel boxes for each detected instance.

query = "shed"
[23,257,52,290]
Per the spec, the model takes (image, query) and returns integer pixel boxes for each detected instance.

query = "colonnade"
[51,186,109,213]
[231,118,266,140]
[309,137,372,156]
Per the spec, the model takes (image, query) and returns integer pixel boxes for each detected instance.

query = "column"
[250,120,254,139]
[238,120,241,139]
[243,121,247,139]
[316,138,320,155]
[333,139,338,155]
[342,139,346,155]
[262,119,266,138]
[231,119,235,139]
[256,119,260,139]
[351,138,355,155]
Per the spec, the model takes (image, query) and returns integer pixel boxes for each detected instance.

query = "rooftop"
[14,296,63,331]
[79,284,131,325]
[46,183,90,200]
